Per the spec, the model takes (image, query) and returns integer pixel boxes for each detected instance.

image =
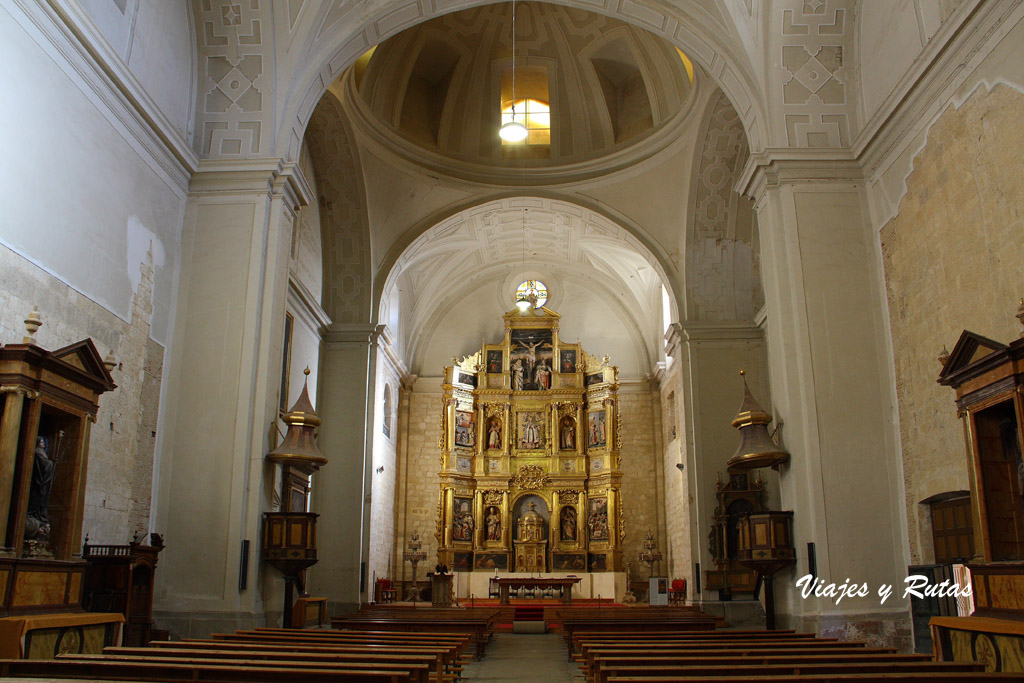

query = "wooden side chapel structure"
[435,305,624,574]
[930,305,1024,668]
[0,311,125,657]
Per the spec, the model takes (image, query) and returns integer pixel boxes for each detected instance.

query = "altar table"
[496,576,581,604]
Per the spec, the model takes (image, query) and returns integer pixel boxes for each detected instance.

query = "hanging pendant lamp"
[500,0,528,142]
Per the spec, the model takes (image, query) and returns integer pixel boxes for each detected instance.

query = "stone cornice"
[189,158,312,208]
[853,0,1021,177]
[12,0,199,193]
[377,325,412,381]
[736,151,863,201]
[286,276,332,336]
[679,321,763,343]
[322,323,384,345]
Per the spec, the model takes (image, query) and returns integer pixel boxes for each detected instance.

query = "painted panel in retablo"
[12,570,67,607]
[0,568,8,603]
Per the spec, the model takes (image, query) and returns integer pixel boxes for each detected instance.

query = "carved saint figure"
[520,413,541,449]
[535,362,552,390]
[561,507,577,541]
[26,436,54,539]
[486,506,501,541]
[511,360,525,390]
[487,418,501,449]
[560,417,575,450]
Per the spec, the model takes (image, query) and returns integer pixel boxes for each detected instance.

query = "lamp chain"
[511,0,517,121]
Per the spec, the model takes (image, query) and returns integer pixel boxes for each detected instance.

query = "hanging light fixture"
[516,207,531,311]
[499,0,528,142]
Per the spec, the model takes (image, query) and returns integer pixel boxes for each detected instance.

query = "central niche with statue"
[435,299,623,581]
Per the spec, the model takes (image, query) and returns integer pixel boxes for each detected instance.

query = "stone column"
[312,323,384,612]
[154,159,310,636]
[741,157,909,644]
[674,321,766,603]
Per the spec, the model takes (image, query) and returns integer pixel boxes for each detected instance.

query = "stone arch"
[304,91,373,324]
[377,195,682,375]
[683,91,763,322]
[376,194,681,321]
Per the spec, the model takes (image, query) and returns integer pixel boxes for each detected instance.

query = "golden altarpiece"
[435,306,624,574]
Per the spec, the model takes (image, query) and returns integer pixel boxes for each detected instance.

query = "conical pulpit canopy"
[727,371,790,471]
[267,368,327,474]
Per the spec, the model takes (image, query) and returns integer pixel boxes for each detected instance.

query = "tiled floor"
[462,632,585,682]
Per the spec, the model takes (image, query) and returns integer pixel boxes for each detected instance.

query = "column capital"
[189,158,312,209]
[323,323,386,344]
[737,149,863,204]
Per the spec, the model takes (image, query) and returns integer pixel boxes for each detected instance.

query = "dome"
[345,2,695,177]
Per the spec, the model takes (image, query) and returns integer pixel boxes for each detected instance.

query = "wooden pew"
[605,675,1024,682]
[154,638,466,682]
[0,657,420,681]
[591,661,986,683]
[332,619,492,659]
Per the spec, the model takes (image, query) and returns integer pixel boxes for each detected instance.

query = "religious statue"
[561,507,577,541]
[560,417,575,450]
[486,506,501,541]
[535,362,552,390]
[511,359,525,390]
[487,418,501,449]
[25,436,54,541]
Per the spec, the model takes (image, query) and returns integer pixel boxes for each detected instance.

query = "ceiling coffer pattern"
[382,197,669,375]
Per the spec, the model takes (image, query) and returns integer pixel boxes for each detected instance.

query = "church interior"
[1,0,1024,678]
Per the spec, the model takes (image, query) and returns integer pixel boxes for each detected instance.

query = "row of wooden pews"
[332,605,500,659]
[0,620,477,682]
[558,605,720,654]
[569,626,1020,682]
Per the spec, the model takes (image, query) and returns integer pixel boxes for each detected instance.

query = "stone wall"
[659,359,691,582]
[881,84,1024,564]
[368,343,403,586]
[617,384,666,579]
[394,382,444,585]
[0,242,162,545]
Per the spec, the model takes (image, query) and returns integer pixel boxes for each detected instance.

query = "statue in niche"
[487,418,501,450]
[485,506,501,541]
[561,506,577,541]
[560,416,575,450]
[511,360,525,390]
[25,436,54,541]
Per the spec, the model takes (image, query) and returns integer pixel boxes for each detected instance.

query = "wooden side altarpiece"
[0,322,116,616]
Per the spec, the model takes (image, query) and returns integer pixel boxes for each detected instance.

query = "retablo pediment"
[938,330,1008,387]
[51,339,116,391]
